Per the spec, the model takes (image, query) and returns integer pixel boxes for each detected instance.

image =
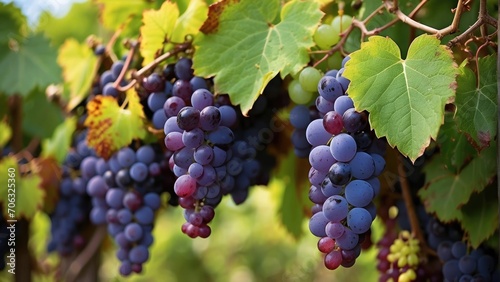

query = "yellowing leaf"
[96,0,156,37]
[0,120,11,148]
[57,39,99,111]
[193,0,323,114]
[84,90,146,159]
[0,157,45,220]
[140,1,179,66]
[171,0,208,43]
[343,35,458,162]
[41,117,77,163]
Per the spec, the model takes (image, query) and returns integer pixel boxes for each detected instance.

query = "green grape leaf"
[437,113,475,171]
[22,89,64,139]
[57,38,99,111]
[0,2,27,45]
[455,55,498,149]
[96,0,158,37]
[84,89,146,159]
[140,1,179,66]
[0,120,11,148]
[41,117,77,164]
[0,157,45,220]
[343,35,457,162]
[418,144,496,222]
[37,1,100,46]
[0,34,62,96]
[460,185,498,249]
[193,0,323,115]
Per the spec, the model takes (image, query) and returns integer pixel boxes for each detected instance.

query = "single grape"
[299,67,322,92]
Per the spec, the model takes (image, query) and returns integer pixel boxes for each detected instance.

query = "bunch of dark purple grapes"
[47,131,93,256]
[141,57,280,239]
[305,57,387,270]
[86,144,175,276]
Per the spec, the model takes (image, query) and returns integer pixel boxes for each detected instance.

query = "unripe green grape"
[331,15,353,35]
[288,80,313,104]
[313,24,340,50]
[299,67,322,92]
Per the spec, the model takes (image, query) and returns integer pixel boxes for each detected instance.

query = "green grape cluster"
[313,15,353,50]
[387,231,420,282]
[288,66,322,104]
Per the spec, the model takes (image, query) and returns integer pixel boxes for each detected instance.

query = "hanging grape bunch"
[306,57,386,270]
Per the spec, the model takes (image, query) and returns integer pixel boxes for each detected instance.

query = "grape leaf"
[455,55,497,149]
[0,2,27,45]
[96,0,158,37]
[41,117,77,164]
[22,89,64,139]
[0,157,45,220]
[37,1,100,46]
[437,113,475,172]
[0,120,11,148]
[418,144,496,222]
[140,0,208,66]
[460,185,498,249]
[84,89,146,159]
[0,34,62,96]
[57,39,99,111]
[140,1,179,66]
[171,0,208,43]
[343,35,457,162]
[193,0,323,115]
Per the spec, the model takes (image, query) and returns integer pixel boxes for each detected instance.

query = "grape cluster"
[47,132,93,255]
[437,239,499,282]
[86,144,175,276]
[306,58,386,270]
[160,57,281,238]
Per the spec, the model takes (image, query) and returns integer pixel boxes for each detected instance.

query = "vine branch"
[448,0,498,46]
[397,155,436,257]
[64,226,107,282]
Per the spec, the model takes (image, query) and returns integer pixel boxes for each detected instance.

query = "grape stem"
[64,226,107,282]
[397,155,436,257]
[115,41,192,92]
[112,40,139,91]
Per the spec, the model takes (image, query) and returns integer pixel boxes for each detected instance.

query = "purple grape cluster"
[306,57,387,270]
[160,57,272,238]
[428,219,500,282]
[47,132,93,255]
[86,144,175,276]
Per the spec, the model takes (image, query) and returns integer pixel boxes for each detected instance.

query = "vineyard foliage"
[0,0,498,281]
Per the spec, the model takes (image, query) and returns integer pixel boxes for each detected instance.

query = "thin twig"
[384,0,465,38]
[64,226,107,282]
[116,42,192,92]
[112,41,139,90]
